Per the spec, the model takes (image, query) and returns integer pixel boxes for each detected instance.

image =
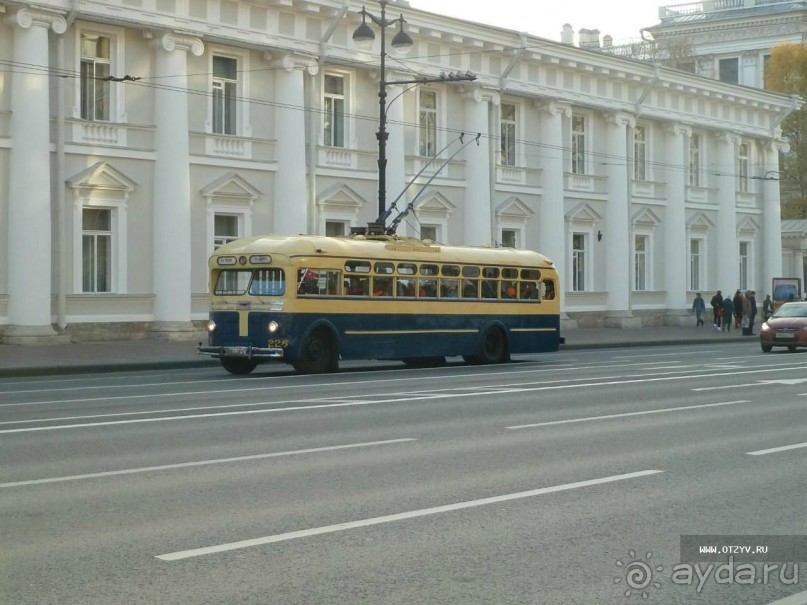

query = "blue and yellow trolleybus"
[198,233,562,374]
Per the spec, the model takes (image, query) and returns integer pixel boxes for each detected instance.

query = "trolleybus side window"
[373,276,393,297]
[346,275,369,296]
[215,270,252,295]
[501,267,518,300]
[482,267,499,299]
[419,264,439,298]
[461,266,480,299]
[520,268,541,301]
[542,279,556,300]
[397,263,418,297]
[251,268,285,296]
[296,268,340,296]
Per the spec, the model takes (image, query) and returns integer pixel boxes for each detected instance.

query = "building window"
[420,225,438,242]
[82,208,112,293]
[689,134,701,187]
[214,214,240,250]
[80,34,111,121]
[763,54,772,89]
[419,90,438,157]
[689,238,703,291]
[325,220,347,237]
[719,57,739,84]
[739,241,749,290]
[634,235,648,291]
[634,125,647,182]
[572,232,587,292]
[500,103,517,166]
[324,74,345,148]
[738,142,749,193]
[501,229,517,248]
[571,115,586,175]
[212,55,237,135]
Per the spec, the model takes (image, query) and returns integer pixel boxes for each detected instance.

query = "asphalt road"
[1,342,806,605]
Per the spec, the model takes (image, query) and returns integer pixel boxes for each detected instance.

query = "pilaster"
[272,53,318,236]
[762,139,785,295]
[603,112,639,327]
[150,32,204,340]
[4,7,69,344]
[664,123,690,325]
[714,131,740,294]
[537,101,574,326]
[462,87,499,246]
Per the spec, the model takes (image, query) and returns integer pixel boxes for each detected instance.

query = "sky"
[413,0,663,46]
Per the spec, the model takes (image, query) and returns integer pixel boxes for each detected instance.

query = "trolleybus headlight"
[268,321,280,334]
[207,320,217,332]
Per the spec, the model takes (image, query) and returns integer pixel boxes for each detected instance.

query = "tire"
[293,329,338,374]
[477,326,509,365]
[788,345,797,352]
[220,357,258,375]
[761,344,772,353]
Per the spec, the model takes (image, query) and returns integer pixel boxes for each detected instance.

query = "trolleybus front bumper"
[198,345,285,360]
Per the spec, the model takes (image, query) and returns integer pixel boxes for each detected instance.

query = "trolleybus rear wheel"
[220,357,258,375]
[294,329,338,374]
[478,326,509,365]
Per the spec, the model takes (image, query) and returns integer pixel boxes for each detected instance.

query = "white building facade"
[647,0,807,286]
[0,0,796,342]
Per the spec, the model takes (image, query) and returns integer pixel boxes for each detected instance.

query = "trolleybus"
[198,233,562,374]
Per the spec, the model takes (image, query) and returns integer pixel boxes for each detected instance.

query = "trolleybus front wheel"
[293,329,338,374]
[220,357,258,375]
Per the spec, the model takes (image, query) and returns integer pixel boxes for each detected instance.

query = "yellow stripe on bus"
[510,328,557,333]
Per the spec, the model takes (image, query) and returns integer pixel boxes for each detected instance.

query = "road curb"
[0,359,219,379]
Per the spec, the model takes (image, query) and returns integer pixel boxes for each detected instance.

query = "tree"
[765,44,807,219]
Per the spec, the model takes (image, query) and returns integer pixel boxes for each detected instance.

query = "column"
[664,124,690,325]
[151,33,203,340]
[762,140,785,296]
[274,54,317,236]
[538,101,574,326]
[4,9,67,344]
[715,132,739,294]
[604,113,641,328]
[463,88,496,246]
[385,80,406,232]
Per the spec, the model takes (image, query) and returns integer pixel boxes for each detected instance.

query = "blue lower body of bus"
[200,310,561,367]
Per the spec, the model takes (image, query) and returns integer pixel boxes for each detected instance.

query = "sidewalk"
[0,323,756,378]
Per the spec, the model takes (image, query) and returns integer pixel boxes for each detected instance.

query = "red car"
[760,301,807,352]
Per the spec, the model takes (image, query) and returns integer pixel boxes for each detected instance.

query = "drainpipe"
[57,1,79,331]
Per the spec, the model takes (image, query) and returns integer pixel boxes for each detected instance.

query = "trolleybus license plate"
[224,346,250,355]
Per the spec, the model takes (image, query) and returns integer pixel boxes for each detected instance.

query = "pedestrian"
[710,290,723,331]
[732,289,743,329]
[741,291,752,335]
[749,291,758,334]
[763,294,773,321]
[691,293,705,326]
[722,296,734,332]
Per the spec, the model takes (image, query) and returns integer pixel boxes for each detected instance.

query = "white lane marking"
[0,389,531,433]
[611,350,721,359]
[0,439,416,488]
[155,469,664,561]
[759,378,807,385]
[747,442,807,456]
[765,589,807,605]
[506,400,750,430]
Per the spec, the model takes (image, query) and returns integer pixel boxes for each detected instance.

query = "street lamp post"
[352,1,414,226]
[352,1,476,230]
